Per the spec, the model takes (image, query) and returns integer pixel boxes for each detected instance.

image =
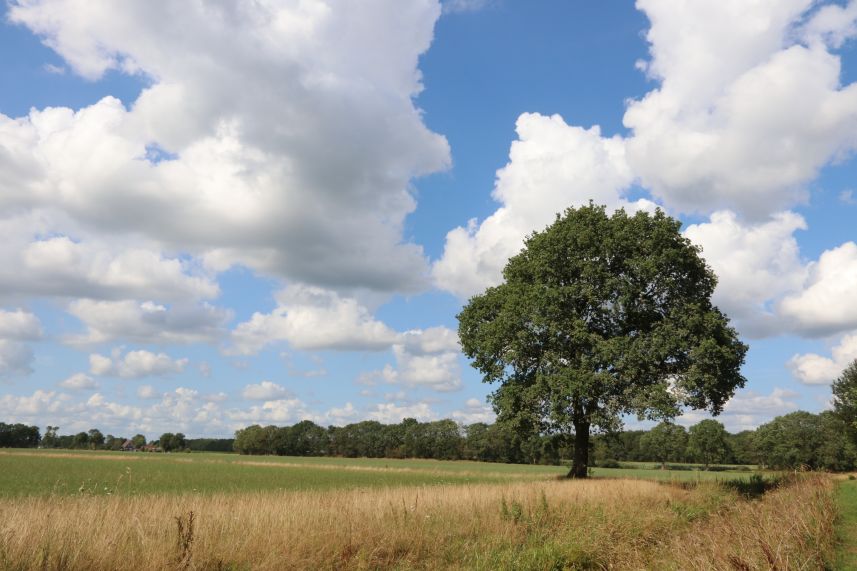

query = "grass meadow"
[0,449,842,570]
[836,479,857,569]
[0,449,760,497]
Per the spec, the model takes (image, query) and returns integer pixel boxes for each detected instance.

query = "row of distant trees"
[0,424,233,453]
[594,412,855,471]
[232,419,558,463]
[5,357,857,471]
[2,413,854,470]
[231,410,857,471]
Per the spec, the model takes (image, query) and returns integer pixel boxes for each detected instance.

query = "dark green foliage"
[755,410,857,470]
[104,434,126,450]
[54,434,75,448]
[592,430,647,463]
[687,419,730,468]
[72,431,89,449]
[159,432,187,452]
[457,204,747,477]
[232,418,565,464]
[727,430,757,465]
[640,422,688,467]
[88,429,105,450]
[41,426,58,448]
[834,359,857,429]
[0,422,40,448]
[287,420,330,456]
[722,473,783,498]
[232,425,267,455]
[817,411,857,471]
[186,438,234,452]
[328,421,390,457]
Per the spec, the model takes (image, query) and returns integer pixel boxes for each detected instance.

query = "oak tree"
[457,204,747,478]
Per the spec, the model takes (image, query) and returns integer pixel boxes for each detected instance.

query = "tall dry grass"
[0,475,836,570]
[643,473,837,570]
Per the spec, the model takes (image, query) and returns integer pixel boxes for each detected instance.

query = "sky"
[1,0,857,438]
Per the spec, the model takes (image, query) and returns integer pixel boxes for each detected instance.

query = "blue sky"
[1,0,857,438]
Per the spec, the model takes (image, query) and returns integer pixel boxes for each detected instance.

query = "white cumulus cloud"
[789,333,857,384]
[3,0,450,294]
[89,348,188,379]
[228,285,399,354]
[626,0,857,217]
[367,402,438,423]
[684,211,808,337]
[357,326,463,392]
[58,373,98,390]
[241,381,292,401]
[67,299,230,345]
[779,242,857,336]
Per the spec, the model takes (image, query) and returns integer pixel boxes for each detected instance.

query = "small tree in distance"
[640,422,688,469]
[159,432,188,452]
[131,434,147,449]
[72,431,89,449]
[688,419,729,469]
[42,426,59,448]
[457,204,748,478]
[88,428,105,450]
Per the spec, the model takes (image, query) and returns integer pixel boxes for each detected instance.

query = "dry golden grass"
[0,450,144,462]
[644,474,837,570]
[0,475,836,570]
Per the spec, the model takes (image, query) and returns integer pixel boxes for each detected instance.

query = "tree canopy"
[457,204,747,477]
[755,411,856,470]
[640,422,688,468]
[687,419,730,468]
[833,359,857,430]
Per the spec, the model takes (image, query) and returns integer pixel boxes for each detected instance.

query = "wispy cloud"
[42,63,65,75]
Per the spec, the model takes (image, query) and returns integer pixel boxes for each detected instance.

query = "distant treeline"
[592,410,855,471]
[233,419,563,464]
[187,437,235,452]
[4,409,856,471]
[233,410,857,471]
[0,423,40,448]
[0,424,232,453]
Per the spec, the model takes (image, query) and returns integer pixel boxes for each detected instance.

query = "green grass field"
[837,479,857,569]
[0,449,762,497]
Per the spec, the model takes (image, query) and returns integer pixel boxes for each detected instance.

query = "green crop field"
[0,449,762,497]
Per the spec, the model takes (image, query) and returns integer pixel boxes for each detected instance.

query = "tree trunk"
[567,421,590,478]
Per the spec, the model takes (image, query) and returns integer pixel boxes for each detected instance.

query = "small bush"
[722,474,784,498]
